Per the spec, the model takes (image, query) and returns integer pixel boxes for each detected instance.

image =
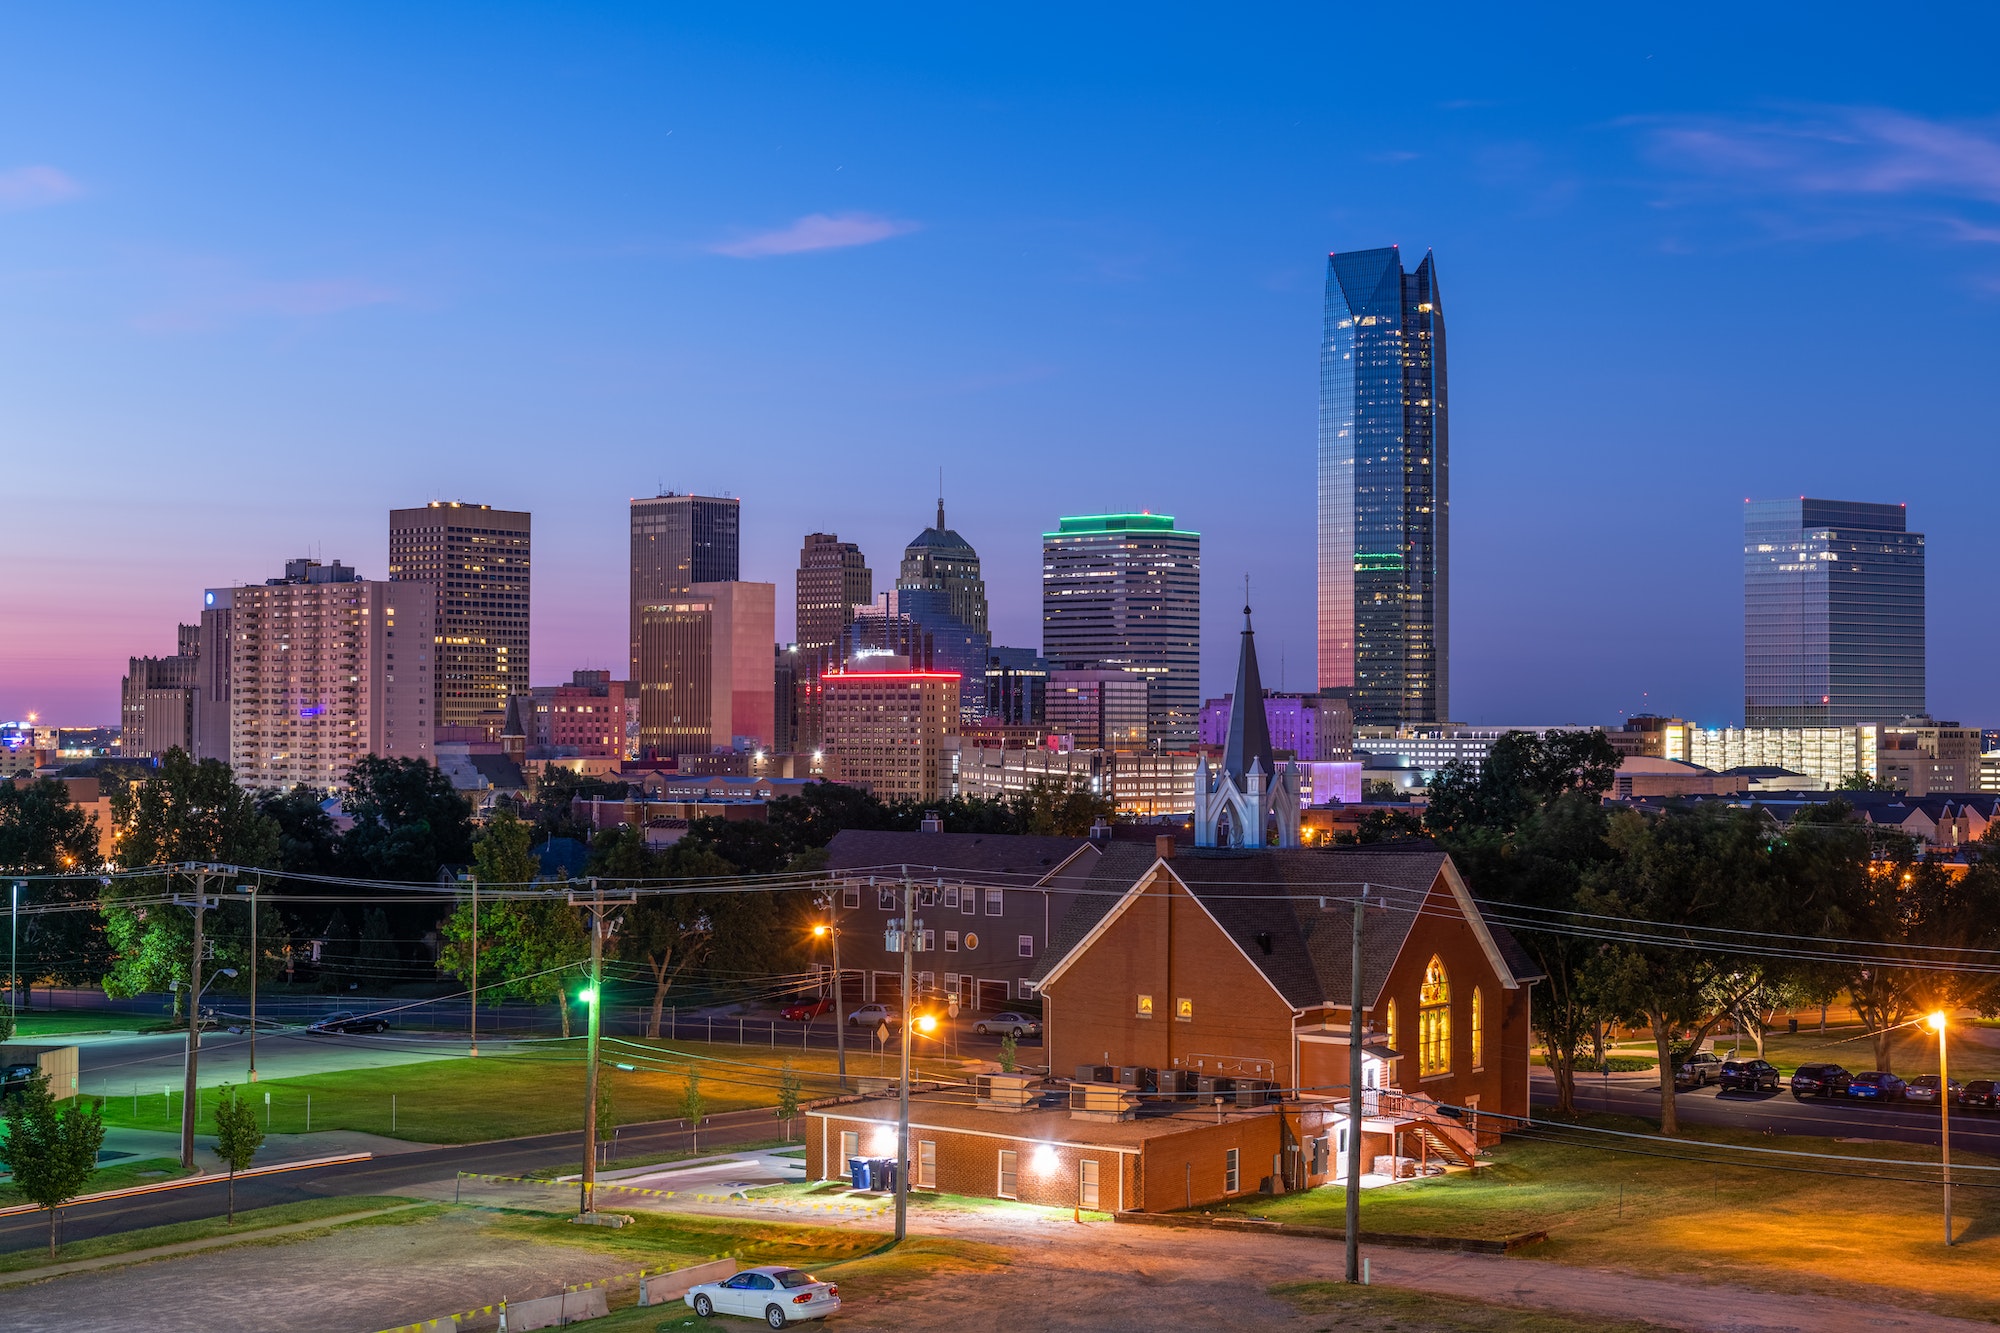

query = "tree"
[436,809,588,1034]
[1836,772,1897,792]
[1335,809,1429,843]
[211,1084,265,1223]
[681,1068,705,1152]
[339,756,475,884]
[102,750,280,1006]
[0,779,112,1009]
[1361,779,1402,802]
[593,828,742,1038]
[0,1072,106,1258]
[1832,851,2000,1070]
[998,1034,1018,1073]
[1009,779,1114,838]
[775,1063,801,1142]
[357,908,400,983]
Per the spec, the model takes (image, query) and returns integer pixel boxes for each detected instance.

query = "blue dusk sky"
[4,6,1998,728]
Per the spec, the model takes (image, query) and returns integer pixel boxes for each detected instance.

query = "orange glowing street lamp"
[1928,1010,1953,1246]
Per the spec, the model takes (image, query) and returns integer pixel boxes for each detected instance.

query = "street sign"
[947,996,960,1018]
[875,1022,890,1044]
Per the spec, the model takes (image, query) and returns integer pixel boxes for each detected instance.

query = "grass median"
[0,1155,187,1208]
[8,1009,151,1038]
[1215,1113,2000,1323]
[93,1037,965,1144]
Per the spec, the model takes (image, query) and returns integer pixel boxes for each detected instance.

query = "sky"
[5,5,2000,729]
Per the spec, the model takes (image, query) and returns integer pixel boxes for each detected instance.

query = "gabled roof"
[824,829,1096,884]
[1033,841,1542,1009]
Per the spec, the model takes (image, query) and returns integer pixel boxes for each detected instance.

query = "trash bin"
[849,1158,871,1191]
[1788,1018,1799,1034]
[871,1157,898,1192]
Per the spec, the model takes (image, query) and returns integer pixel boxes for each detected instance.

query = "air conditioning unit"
[1234,1080,1276,1108]
[1118,1066,1159,1093]
[1196,1076,1237,1100]
[1074,1063,1116,1085]
[1155,1069,1196,1100]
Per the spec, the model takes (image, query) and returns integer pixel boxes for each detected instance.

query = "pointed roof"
[1222,602,1274,786]
[501,693,526,739]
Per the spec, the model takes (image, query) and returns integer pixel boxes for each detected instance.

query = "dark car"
[307,1011,390,1035]
[1962,1079,1999,1110]
[781,996,834,1022]
[1789,1063,1853,1100]
[1905,1075,1964,1106]
[1718,1059,1781,1094]
[1845,1070,1906,1103]
[0,1061,38,1102]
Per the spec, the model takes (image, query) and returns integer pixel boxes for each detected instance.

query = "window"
[1419,956,1450,1077]
[1017,979,1036,1000]
[920,885,937,907]
[985,887,1004,916]
[840,1131,860,1178]
[1078,1159,1100,1209]
[1471,987,1485,1070]
[918,1140,937,1189]
[1224,1148,1240,1194]
[842,885,860,910]
[1176,997,1193,1022]
[1018,934,1034,958]
[1385,999,1398,1051]
[944,885,960,909]
[878,886,897,911]
[962,891,976,916]
[998,1150,1019,1199]
[922,929,936,952]
[1136,994,1154,1019]
[918,970,933,994]
[945,930,959,952]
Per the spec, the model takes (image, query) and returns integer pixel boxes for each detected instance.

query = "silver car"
[974,1011,1042,1038]
[686,1266,841,1328]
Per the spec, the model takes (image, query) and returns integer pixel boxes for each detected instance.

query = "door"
[1333,1123,1352,1180]
[1078,1158,1100,1210]
[918,1140,937,1189]
[998,1149,1019,1199]
[976,979,1010,1012]
[874,971,902,1009]
[715,1274,756,1315]
[839,969,865,1005]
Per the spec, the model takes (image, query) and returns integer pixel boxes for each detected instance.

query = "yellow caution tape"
[452,1171,891,1215]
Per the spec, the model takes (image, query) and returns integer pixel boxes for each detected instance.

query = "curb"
[0,1152,373,1219]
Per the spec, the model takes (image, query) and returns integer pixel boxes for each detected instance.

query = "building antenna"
[936,467,946,532]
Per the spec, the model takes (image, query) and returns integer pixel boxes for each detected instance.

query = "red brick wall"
[806,1111,1138,1211]
[1042,865,1298,1083]
[1135,1112,1283,1210]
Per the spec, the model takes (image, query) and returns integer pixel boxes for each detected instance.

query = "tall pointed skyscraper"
[1318,246,1448,727]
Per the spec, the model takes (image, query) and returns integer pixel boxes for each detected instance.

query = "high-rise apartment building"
[630,494,740,680]
[226,558,435,791]
[1744,498,1924,727]
[1042,513,1200,747]
[1318,246,1448,727]
[120,625,200,758]
[635,581,775,758]
[193,588,234,762]
[387,502,530,739]
[820,656,960,802]
[1047,669,1149,750]
[796,533,872,655]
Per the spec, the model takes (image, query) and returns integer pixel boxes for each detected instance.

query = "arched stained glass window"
[1419,957,1451,1077]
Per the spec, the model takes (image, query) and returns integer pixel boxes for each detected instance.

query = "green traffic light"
[578,987,597,1004]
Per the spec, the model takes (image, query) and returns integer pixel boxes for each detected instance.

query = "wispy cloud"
[710,211,918,259]
[1641,107,2000,244]
[134,265,401,333]
[0,165,82,212]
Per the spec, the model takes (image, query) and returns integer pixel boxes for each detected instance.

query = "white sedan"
[686,1266,841,1328]
[973,1011,1041,1038]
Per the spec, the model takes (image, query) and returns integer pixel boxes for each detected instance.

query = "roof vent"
[1255,931,1274,955]
[919,811,943,833]
[1088,818,1112,843]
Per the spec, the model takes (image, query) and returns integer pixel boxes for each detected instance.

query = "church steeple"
[1222,600,1274,787]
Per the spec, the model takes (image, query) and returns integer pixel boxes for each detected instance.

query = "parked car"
[1789,1063,1853,1100]
[1961,1079,1999,1110]
[307,1011,390,1035]
[973,1012,1042,1039]
[1674,1051,1723,1089]
[685,1265,841,1328]
[1904,1075,1964,1106]
[1,1061,38,1102]
[1718,1059,1781,1094]
[846,1003,899,1030]
[1845,1070,1907,1103]
[780,996,834,1023]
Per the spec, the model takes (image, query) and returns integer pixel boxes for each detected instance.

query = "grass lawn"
[0,1156,187,1207]
[0,1194,432,1273]
[1751,1023,2000,1080]
[7,1009,150,1037]
[1215,1115,2000,1323]
[94,1038,967,1144]
[1271,1283,1679,1332]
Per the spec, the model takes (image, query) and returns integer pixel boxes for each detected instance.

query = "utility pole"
[1345,888,1367,1285]
[238,878,259,1082]
[9,879,19,1027]
[571,879,633,1217]
[831,889,846,1089]
[460,871,480,1057]
[896,866,915,1243]
[176,865,218,1172]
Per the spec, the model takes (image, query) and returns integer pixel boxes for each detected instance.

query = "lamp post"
[236,880,259,1081]
[814,895,846,1089]
[9,879,20,1026]
[1929,1010,1953,1246]
[458,871,479,1057]
[571,879,632,1217]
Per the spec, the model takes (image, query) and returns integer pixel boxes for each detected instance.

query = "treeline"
[1423,732,2000,1134]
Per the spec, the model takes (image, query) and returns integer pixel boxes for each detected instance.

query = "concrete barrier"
[506,1288,608,1330]
[639,1258,738,1306]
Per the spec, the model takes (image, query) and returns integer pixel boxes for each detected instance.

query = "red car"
[781,996,834,1022]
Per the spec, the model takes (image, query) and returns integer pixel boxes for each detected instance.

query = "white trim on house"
[1436,859,1520,990]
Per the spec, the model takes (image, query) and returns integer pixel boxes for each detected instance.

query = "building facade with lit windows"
[630,493,740,681]
[820,657,960,802]
[1047,669,1149,750]
[225,558,435,792]
[388,501,530,739]
[1042,513,1200,747]
[1318,246,1448,728]
[1744,498,1924,728]
[120,624,200,759]
[636,581,776,758]
[527,670,629,759]
[956,744,1200,818]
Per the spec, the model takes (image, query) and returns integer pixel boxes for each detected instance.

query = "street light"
[813,906,846,1089]
[1929,1010,1953,1246]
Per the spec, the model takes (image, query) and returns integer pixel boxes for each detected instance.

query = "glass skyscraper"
[1317,246,1448,727]
[1744,498,1924,727]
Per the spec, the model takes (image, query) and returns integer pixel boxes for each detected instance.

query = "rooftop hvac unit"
[1155,1069,1197,1100]
[1196,1076,1237,1100]
[1118,1066,1159,1093]
[1234,1080,1277,1108]
[1074,1064,1116,1085]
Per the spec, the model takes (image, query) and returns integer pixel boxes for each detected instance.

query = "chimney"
[920,810,943,833]
[1088,818,1112,843]
[1155,834,1175,861]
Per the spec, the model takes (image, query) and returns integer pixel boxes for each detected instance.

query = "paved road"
[0,1104,790,1257]
[1534,1070,2000,1153]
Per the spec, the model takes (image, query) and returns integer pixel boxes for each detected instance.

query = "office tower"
[1744,498,1924,726]
[193,589,234,761]
[896,501,990,712]
[820,656,960,801]
[773,646,798,754]
[1042,513,1201,747]
[986,646,1049,727]
[527,670,629,759]
[227,558,434,791]
[796,534,872,655]
[1196,692,1352,761]
[388,502,531,738]
[120,625,200,758]
[1047,669,1149,750]
[635,581,775,757]
[1876,719,1980,796]
[1318,245,1448,727]
[630,493,740,679]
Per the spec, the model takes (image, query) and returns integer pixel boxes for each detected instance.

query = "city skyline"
[7,8,2000,729]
